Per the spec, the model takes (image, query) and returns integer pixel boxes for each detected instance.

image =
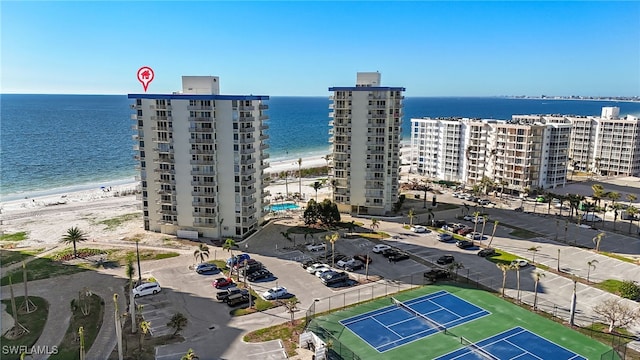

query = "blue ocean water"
[2,94,640,200]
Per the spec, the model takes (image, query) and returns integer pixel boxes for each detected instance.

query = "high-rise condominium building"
[328,72,405,215]
[411,117,570,193]
[129,76,269,239]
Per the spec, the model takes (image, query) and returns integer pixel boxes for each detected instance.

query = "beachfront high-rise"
[328,72,405,215]
[129,76,269,239]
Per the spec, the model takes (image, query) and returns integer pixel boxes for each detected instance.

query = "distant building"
[328,72,405,215]
[411,106,640,194]
[129,76,269,239]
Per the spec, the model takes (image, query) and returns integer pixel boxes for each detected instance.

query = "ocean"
[2,94,640,201]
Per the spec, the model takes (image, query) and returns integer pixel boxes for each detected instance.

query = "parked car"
[216,287,248,302]
[321,271,349,285]
[462,215,475,221]
[226,254,251,268]
[345,261,365,271]
[511,259,529,268]
[443,223,463,232]
[372,244,392,253]
[315,268,335,278]
[438,233,454,242]
[306,263,331,274]
[432,220,447,227]
[478,199,491,206]
[300,259,314,269]
[452,192,461,198]
[465,232,483,240]
[410,225,427,233]
[336,258,355,268]
[477,248,497,257]
[473,217,486,224]
[212,277,234,288]
[353,254,372,264]
[582,214,603,222]
[226,292,250,307]
[247,269,273,282]
[306,243,327,252]
[262,286,288,300]
[436,255,455,265]
[424,269,450,281]
[457,227,473,236]
[132,282,161,298]
[388,252,410,262]
[382,248,400,258]
[195,263,218,274]
[239,262,264,275]
[456,240,474,249]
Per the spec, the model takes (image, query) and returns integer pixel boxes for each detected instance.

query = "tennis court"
[339,290,490,352]
[436,326,587,360]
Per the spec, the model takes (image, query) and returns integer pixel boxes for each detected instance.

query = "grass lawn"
[95,213,141,231]
[1,257,87,286]
[49,293,105,360]
[244,319,306,357]
[358,232,390,240]
[499,224,541,239]
[0,231,28,242]
[105,248,180,265]
[595,279,624,294]
[599,251,637,264]
[1,296,49,350]
[0,249,43,268]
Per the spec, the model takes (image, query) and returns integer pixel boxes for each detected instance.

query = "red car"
[212,277,234,289]
[457,227,473,236]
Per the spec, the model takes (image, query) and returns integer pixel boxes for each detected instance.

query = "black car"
[382,248,400,258]
[301,260,314,269]
[216,288,248,302]
[240,262,263,275]
[388,252,410,262]
[247,269,273,282]
[345,261,365,271]
[226,293,250,306]
[456,240,474,249]
[436,255,455,265]
[432,220,447,227]
[477,248,497,257]
[321,271,349,285]
[424,269,450,282]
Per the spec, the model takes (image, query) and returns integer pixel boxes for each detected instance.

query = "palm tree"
[303,229,314,245]
[60,226,88,258]
[193,243,210,264]
[311,181,322,201]
[223,238,237,278]
[167,312,188,337]
[627,205,638,234]
[592,232,605,252]
[370,218,379,233]
[497,263,510,297]
[139,320,151,353]
[325,232,339,267]
[587,259,598,283]
[408,208,415,226]
[448,262,464,282]
[479,215,488,239]
[472,211,481,234]
[513,263,522,302]
[527,246,541,264]
[486,221,499,248]
[533,272,545,311]
[181,349,200,360]
[125,255,137,334]
[592,184,605,208]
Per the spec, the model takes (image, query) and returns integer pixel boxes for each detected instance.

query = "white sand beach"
[0,149,411,249]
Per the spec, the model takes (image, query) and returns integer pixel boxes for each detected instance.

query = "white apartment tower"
[129,76,269,239]
[410,118,464,181]
[328,72,405,215]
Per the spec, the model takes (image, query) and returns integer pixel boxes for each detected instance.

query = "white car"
[372,244,391,253]
[410,225,427,233]
[473,217,486,224]
[306,243,327,252]
[132,282,161,298]
[336,258,356,268]
[315,268,334,278]
[582,214,603,222]
[465,232,483,240]
[262,286,288,300]
[463,215,474,221]
[306,263,330,274]
[511,259,529,268]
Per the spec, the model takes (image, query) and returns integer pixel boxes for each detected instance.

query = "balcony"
[153,168,175,174]
[189,138,215,144]
[239,105,255,111]
[193,212,216,218]
[260,143,269,150]
[242,198,257,207]
[241,177,256,186]
[240,115,255,121]
[154,178,174,184]
[187,105,213,111]
[259,115,268,120]
[189,149,212,155]
[244,187,257,196]
[259,104,269,110]
[189,127,214,133]
[241,147,256,155]
[261,153,269,160]
[131,124,140,130]
[190,169,215,176]
[259,133,268,141]
[156,209,177,215]
[131,114,141,120]
[151,116,172,121]
[239,126,256,133]
[150,105,172,110]
[192,190,215,196]
[191,179,216,186]
[260,124,269,131]
[157,189,172,195]
[151,126,173,131]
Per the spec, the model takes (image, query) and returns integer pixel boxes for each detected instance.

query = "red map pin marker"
[137,66,155,92]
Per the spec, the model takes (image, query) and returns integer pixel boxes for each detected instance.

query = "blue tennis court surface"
[339,290,490,352]
[436,327,587,360]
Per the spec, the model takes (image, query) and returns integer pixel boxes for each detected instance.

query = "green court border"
[308,284,617,360]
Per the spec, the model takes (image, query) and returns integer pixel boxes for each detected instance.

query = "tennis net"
[391,297,446,334]
[460,336,499,360]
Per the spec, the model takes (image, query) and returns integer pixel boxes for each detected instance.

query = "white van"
[132,282,161,297]
[582,214,603,222]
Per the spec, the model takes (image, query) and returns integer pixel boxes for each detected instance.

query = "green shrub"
[619,280,640,300]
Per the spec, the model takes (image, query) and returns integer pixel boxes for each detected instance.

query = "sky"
[1,1,639,97]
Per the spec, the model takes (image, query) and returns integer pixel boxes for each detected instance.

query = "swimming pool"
[266,203,300,212]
